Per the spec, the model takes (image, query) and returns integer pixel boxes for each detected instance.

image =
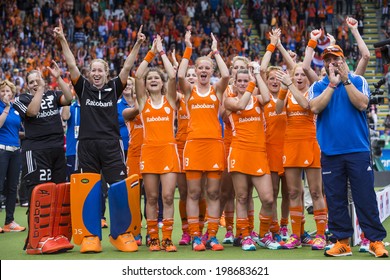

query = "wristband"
[144,51,155,63]
[212,50,220,56]
[328,83,337,89]
[246,81,256,93]
[159,50,166,56]
[183,47,192,60]
[2,110,8,115]
[286,82,293,87]
[308,39,317,49]
[278,88,288,100]
[266,43,276,53]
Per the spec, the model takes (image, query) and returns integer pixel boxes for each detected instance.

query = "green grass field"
[1,191,389,260]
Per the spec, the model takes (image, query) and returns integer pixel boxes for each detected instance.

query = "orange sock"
[162,218,174,240]
[224,211,234,231]
[280,217,289,227]
[207,216,219,238]
[289,206,303,237]
[259,214,272,237]
[270,220,280,234]
[248,210,254,232]
[301,217,306,236]
[147,219,159,240]
[236,218,250,238]
[313,208,327,236]
[187,216,200,237]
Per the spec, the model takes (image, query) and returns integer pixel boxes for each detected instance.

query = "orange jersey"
[127,114,143,157]
[175,96,189,145]
[141,96,176,145]
[186,85,222,140]
[229,96,266,152]
[284,91,316,141]
[263,95,287,145]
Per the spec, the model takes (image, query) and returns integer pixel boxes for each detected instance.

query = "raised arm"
[135,38,158,111]
[177,30,193,99]
[0,94,11,128]
[122,95,139,121]
[260,28,280,81]
[54,19,80,82]
[119,25,145,85]
[211,33,230,101]
[275,69,309,112]
[26,73,45,117]
[275,34,295,71]
[347,17,370,75]
[302,29,322,84]
[48,60,72,105]
[156,35,177,107]
[249,61,269,105]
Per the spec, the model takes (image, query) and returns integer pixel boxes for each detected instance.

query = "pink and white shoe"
[282,234,302,249]
[179,232,191,245]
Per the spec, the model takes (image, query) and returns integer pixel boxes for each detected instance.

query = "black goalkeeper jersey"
[13,90,64,150]
[73,75,124,140]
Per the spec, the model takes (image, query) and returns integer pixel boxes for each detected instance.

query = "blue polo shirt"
[0,101,21,147]
[308,73,371,156]
[117,97,130,151]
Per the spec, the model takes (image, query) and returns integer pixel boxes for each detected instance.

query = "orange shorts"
[140,143,180,174]
[266,143,284,175]
[126,155,142,179]
[183,139,225,172]
[283,139,321,168]
[176,141,185,173]
[228,147,270,176]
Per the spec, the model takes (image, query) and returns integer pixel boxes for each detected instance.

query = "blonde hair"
[90,59,109,77]
[231,56,250,67]
[266,66,282,80]
[126,76,135,92]
[0,79,17,95]
[195,56,215,70]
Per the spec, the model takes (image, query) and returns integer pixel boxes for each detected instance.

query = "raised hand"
[156,34,164,53]
[346,17,358,30]
[327,33,336,45]
[211,33,218,52]
[275,69,292,87]
[310,29,322,41]
[47,60,62,79]
[137,25,146,43]
[270,28,281,46]
[184,30,192,48]
[53,18,66,41]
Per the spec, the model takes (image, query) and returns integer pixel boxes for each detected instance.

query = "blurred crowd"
[0,0,374,96]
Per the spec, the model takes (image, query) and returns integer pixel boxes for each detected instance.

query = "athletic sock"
[313,208,327,236]
[289,206,303,237]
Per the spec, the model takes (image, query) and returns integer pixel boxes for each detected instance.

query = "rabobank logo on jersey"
[238,116,261,123]
[85,99,113,107]
[146,116,169,122]
[37,109,59,118]
[191,103,215,109]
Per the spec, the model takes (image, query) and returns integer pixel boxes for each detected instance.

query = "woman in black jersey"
[13,62,73,254]
[54,20,145,253]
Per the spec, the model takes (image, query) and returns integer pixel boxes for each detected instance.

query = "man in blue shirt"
[309,45,388,258]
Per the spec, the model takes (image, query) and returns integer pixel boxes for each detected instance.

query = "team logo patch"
[210,95,217,102]
[255,107,261,114]
[81,179,89,184]
[164,107,171,114]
